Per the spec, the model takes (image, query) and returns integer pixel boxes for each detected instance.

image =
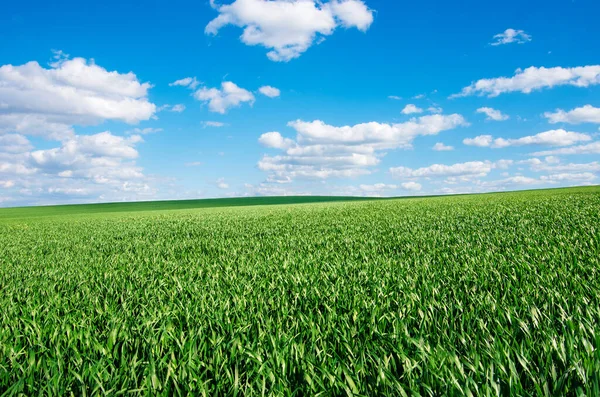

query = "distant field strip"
[0,196,375,220]
[1,187,599,395]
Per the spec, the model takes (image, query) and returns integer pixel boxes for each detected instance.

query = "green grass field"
[1,187,599,395]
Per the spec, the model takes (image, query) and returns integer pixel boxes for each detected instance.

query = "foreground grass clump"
[1,187,599,395]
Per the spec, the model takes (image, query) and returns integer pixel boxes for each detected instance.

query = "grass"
[1,186,599,395]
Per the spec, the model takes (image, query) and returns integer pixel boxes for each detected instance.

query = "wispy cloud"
[490,29,532,46]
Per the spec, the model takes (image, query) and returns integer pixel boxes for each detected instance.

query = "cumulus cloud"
[243,182,306,196]
[286,114,468,145]
[259,131,295,149]
[0,130,160,205]
[437,168,596,194]
[358,183,397,193]
[30,132,142,166]
[486,176,542,187]
[257,114,468,181]
[485,172,594,187]
[126,127,163,135]
[432,142,454,151]
[0,56,156,139]
[0,54,163,204]
[0,180,15,189]
[463,129,591,148]
[258,85,281,98]
[205,0,374,61]
[401,104,423,115]
[544,105,600,124]
[531,141,600,156]
[401,181,422,191]
[520,157,600,173]
[156,104,186,113]
[490,29,532,46]
[476,107,509,121]
[202,121,227,128]
[0,114,75,140]
[0,134,33,153]
[0,53,169,204]
[390,161,496,179]
[194,81,255,114]
[358,182,421,195]
[169,77,200,90]
[216,178,229,189]
[540,172,596,182]
[171,104,186,113]
[452,65,600,98]
[463,135,493,147]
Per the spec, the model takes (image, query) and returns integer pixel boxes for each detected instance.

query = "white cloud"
[126,127,163,135]
[185,161,202,167]
[171,104,186,113]
[216,178,229,189]
[463,130,591,148]
[194,81,255,114]
[205,0,374,62]
[463,135,493,147]
[0,161,36,177]
[258,85,281,98]
[202,121,227,128]
[31,132,142,164]
[401,104,423,115]
[428,106,443,114]
[452,65,600,98]
[437,167,597,194]
[359,183,397,192]
[259,131,295,149]
[544,105,600,124]
[390,161,495,179]
[0,114,75,140]
[495,159,514,169]
[169,77,200,90]
[432,142,454,151]
[286,114,468,145]
[521,158,600,173]
[50,49,70,67]
[357,182,421,196]
[490,29,532,46]
[258,114,468,181]
[489,176,541,186]
[243,182,304,196]
[0,54,165,205]
[540,172,596,182]
[401,181,422,191]
[413,94,425,99]
[531,141,600,156]
[476,107,509,121]
[0,131,161,205]
[388,95,402,100]
[0,56,156,139]
[0,134,33,153]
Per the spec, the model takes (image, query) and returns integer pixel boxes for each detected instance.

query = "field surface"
[1,187,599,395]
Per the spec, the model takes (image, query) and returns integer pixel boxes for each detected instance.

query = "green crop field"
[1,187,599,396]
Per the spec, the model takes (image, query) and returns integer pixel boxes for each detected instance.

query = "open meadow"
[1,187,599,395]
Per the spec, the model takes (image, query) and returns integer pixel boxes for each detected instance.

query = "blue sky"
[1,0,599,206]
